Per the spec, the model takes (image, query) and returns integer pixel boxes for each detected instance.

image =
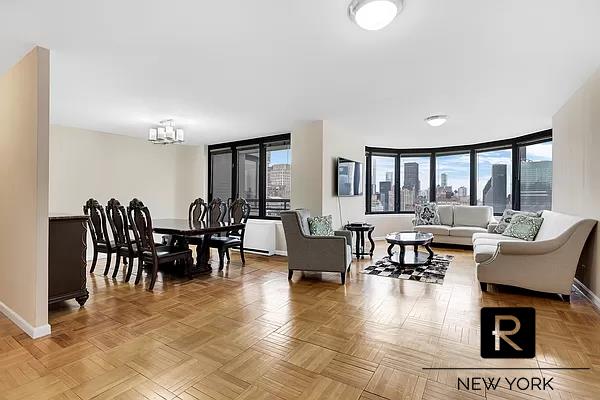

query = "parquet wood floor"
[2,242,600,400]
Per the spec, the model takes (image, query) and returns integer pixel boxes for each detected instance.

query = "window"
[237,145,260,216]
[400,155,430,212]
[210,149,232,203]
[365,130,552,215]
[208,134,291,219]
[477,148,512,214]
[519,141,552,212]
[370,155,396,212]
[436,153,470,205]
[266,141,292,217]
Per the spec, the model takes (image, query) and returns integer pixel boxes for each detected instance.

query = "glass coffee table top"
[385,231,434,245]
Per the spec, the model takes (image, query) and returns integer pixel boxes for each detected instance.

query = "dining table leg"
[194,232,213,274]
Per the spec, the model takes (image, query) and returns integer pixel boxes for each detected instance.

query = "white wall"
[49,125,207,258]
[0,47,50,338]
[553,66,600,298]
[290,121,324,216]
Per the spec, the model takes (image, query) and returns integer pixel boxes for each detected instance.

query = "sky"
[372,141,553,199]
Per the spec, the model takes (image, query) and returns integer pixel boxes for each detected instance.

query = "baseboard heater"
[235,219,276,256]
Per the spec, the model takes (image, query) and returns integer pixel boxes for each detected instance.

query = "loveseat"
[474,210,596,298]
[413,205,495,246]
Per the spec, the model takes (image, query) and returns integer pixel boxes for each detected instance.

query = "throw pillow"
[494,209,542,234]
[308,215,334,236]
[414,203,441,226]
[502,214,544,241]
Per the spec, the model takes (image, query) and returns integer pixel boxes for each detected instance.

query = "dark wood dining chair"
[83,198,117,274]
[207,198,227,224]
[106,198,138,281]
[127,198,193,290]
[189,198,208,224]
[209,198,251,270]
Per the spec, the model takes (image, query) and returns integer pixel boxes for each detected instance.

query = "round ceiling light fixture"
[425,115,449,127]
[348,0,404,31]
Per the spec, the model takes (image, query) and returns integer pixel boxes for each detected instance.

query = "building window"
[477,148,512,214]
[400,155,430,212]
[370,155,396,212]
[208,134,291,219]
[436,153,471,205]
[266,141,292,217]
[519,141,552,212]
[365,130,551,215]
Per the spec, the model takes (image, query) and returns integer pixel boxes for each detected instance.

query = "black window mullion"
[395,154,401,212]
[470,149,477,206]
[430,153,436,202]
[231,146,238,201]
[512,143,521,210]
[259,144,267,217]
[365,152,372,213]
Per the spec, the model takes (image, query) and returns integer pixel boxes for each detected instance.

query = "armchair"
[281,210,352,284]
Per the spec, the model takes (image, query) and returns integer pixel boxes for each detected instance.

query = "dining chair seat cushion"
[208,236,242,247]
[119,243,138,252]
[143,246,191,259]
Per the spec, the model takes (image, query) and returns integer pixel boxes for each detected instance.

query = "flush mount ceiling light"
[148,119,185,144]
[348,0,404,31]
[425,115,449,127]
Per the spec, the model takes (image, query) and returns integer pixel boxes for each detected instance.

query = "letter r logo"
[481,307,535,358]
[493,315,522,351]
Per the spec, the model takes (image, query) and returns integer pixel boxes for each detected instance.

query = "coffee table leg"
[387,243,394,258]
[425,243,434,261]
[399,245,406,265]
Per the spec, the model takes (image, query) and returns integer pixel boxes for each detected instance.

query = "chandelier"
[148,119,185,144]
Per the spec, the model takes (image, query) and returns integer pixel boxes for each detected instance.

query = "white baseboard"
[274,250,288,256]
[573,278,600,310]
[0,300,51,339]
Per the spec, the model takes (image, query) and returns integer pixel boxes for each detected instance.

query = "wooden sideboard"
[48,215,89,306]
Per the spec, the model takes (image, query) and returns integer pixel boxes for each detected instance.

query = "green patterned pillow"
[307,215,334,236]
[502,214,544,241]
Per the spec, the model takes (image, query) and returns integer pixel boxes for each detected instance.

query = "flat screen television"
[337,158,363,196]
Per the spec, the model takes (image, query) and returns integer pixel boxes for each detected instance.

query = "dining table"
[151,219,245,274]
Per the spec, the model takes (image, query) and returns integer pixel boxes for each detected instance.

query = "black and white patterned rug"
[361,254,453,284]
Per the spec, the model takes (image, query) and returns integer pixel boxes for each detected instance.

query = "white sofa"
[413,205,495,246]
[474,210,596,298]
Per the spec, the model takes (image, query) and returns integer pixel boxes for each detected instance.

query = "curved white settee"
[474,210,596,297]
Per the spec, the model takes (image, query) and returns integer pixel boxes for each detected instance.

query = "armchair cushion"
[307,215,334,236]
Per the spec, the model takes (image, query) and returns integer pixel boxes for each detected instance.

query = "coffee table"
[385,231,434,266]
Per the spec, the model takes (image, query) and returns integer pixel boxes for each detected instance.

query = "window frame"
[208,133,291,220]
[365,130,552,215]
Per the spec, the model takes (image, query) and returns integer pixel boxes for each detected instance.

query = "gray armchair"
[281,209,352,284]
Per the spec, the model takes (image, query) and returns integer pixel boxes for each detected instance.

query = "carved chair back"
[189,198,208,224]
[106,198,132,248]
[228,198,251,237]
[83,198,110,245]
[127,198,156,257]
[207,198,227,224]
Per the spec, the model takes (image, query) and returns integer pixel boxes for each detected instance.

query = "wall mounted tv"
[337,158,363,197]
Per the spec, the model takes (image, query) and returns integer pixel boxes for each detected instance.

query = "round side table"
[344,223,375,259]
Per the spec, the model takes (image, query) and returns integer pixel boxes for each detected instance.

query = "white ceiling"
[1,0,600,145]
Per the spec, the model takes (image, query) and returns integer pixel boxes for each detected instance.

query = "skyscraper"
[441,173,448,187]
[520,160,552,211]
[482,164,508,214]
[403,162,420,193]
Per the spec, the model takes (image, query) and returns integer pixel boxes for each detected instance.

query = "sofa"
[413,205,496,246]
[281,209,353,284]
[474,210,596,298]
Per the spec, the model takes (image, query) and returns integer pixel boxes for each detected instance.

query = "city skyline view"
[370,141,552,212]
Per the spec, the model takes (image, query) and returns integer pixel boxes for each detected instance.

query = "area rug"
[361,254,453,284]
